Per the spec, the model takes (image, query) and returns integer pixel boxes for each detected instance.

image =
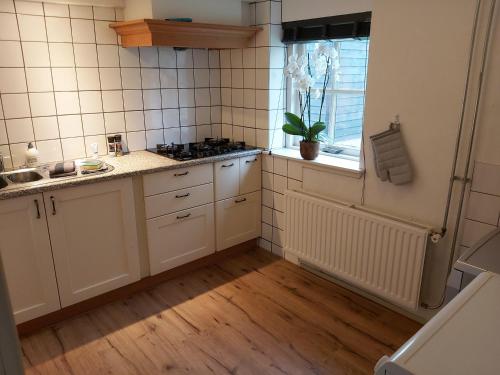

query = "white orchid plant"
[283,42,340,143]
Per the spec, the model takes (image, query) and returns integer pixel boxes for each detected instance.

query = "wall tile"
[101,90,123,112]
[0,68,27,93]
[53,67,78,91]
[119,47,140,67]
[139,47,159,67]
[61,136,85,159]
[471,162,500,196]
[44,3,69,17]
[79,91,102,113]
[2,93,30,118]
[58,114,83,138]
[121,68,141,89]
[0,41,23,67]
[23,42,50,67]
[97,45,119,67]
[6,118,33,143]
[26,67,53,92]
[76,68,100,90]
[37,139,63,163]
[123,90,143,111]
[461,219,496,248]
[94,20,116,44]
[0,13,20,40]
[46,17,72,43]
[466,191,500,226]
[99,67,122,90]
[71,19,95,43]
[48,43,74,67]
[82,113,105,135]
[69,5,92,19]
[145,110,163,130]
[33,116,59,140]
[104,112,125,133]
[18,14,46,42]
[141,68,160,89]
[30,92,56,117]
[55,91,80,115]
[16,1,43,15]
[74,43,98,67]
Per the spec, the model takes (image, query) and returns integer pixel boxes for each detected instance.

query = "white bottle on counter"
[25,142,39,167]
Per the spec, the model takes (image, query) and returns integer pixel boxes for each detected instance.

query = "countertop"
[0,149,262,200]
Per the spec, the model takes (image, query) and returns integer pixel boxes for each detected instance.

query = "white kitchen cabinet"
[0,194,60,323]
[239,155,261,195]
[146,203,215,275]
[143,164,213,196]
[214,159,240,201]
[45,178,140,307]
[214,155,261,201]
[216,191,261,251]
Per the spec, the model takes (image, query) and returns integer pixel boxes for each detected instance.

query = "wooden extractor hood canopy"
[109,19,261,49]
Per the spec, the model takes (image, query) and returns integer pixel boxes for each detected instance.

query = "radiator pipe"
[423,0,496,310]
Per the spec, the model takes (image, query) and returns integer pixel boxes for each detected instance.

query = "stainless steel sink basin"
[0,177,7,189]
[6,171,43,183]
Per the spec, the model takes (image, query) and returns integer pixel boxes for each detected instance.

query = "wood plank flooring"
[21,249,421,375]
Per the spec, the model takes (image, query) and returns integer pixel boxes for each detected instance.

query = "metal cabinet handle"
[50,196,56,215]
[176,213,191,220]
[235,197,247,203]
[245,158,258,163]
[174,171,189,177]
[34,199,41,219]
[175,192,190,198]
[221,163,234,168]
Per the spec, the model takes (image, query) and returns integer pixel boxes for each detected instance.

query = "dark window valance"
[282,12,371,43]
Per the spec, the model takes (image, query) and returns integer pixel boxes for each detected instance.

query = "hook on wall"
[389,114,401,131]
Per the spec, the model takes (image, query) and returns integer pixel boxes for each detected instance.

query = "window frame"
[284,40,369,161]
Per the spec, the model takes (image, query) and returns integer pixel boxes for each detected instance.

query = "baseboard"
[17,239,257,337]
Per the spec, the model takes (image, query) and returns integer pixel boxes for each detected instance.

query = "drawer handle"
[174,171,189,176]
[176,213,191,220]
[221,163,234,168]
[235,197,247,203]
[34,199,41,219]
[245,158,258,163]
[50,196,56,215]
[175,192,190,198]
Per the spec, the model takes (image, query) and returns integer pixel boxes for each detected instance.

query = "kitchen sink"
[0,177,7,189]
[6,170,43,183]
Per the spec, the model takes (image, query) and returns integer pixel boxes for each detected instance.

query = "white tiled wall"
[460,161,500,249]
[0,0,222,168]
[221,0,286,150]
[259,153,304,256]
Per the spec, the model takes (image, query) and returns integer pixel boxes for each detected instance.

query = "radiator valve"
[430,232,442,244]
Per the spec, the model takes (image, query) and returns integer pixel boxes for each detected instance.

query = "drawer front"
[143,164,213,196]
[145,183,213,219]
[215,191,261,251]
[214,158,239,201]
[147,203,215,275]
[239,154,261,195]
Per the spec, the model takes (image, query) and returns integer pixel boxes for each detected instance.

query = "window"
[286,38,370,159]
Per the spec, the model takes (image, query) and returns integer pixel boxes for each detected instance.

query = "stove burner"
[151,138,250,161]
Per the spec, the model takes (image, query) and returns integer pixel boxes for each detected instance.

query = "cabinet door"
[216,191,261,251]
[146,204,215,275]
[214,158,239,201]
[0,194,60,323]
[239,154,261,195]
[45,178,140,307]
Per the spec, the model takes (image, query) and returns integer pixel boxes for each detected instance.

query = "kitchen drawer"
[147,203,215,275]
[143,164,213,196]
[145,183,213,219]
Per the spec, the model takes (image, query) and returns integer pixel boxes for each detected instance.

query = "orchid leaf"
[284,112,307,132]
[282,123,304,136]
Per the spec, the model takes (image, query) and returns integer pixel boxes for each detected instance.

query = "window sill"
[269,148,364,178]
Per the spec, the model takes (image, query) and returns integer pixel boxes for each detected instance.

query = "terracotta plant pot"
[299,141,320,160]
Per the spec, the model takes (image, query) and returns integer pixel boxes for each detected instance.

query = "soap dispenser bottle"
[25,142,39,167]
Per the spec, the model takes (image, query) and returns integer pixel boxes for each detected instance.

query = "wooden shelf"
[109,19,261,49]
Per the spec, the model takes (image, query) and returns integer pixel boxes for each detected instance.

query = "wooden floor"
[21,249,421,375]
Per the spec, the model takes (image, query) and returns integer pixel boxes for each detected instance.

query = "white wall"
[124,0,244,25]
[282,0,372,22]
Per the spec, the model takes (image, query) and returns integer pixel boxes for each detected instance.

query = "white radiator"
[284,190,428,310]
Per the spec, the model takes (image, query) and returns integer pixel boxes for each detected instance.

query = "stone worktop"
[0,149,262,200]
